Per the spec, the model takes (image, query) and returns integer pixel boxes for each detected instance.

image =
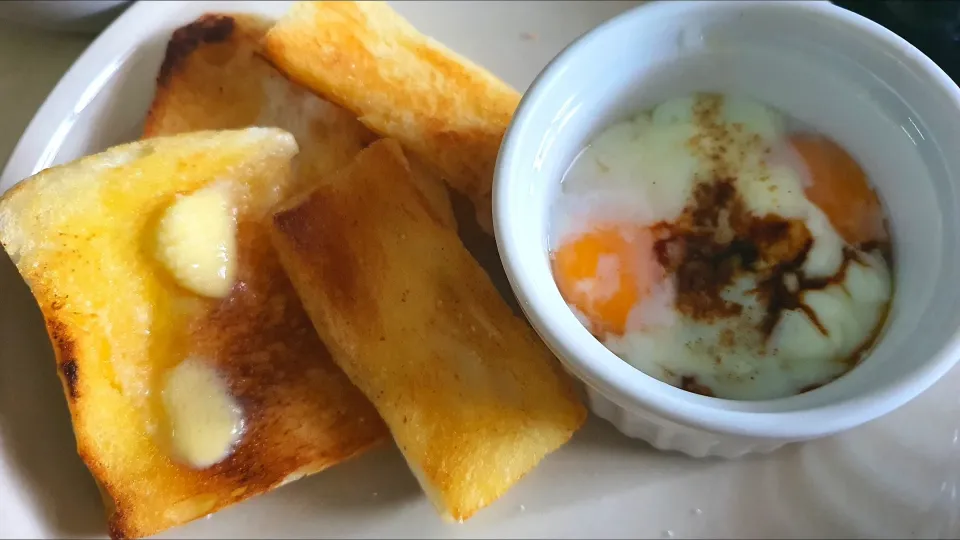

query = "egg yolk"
[552,225,657,335]
[789,133,886,245]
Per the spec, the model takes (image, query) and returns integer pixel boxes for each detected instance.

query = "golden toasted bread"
[270,139,587,522]
[263,1,521,233]
[146,12,456,230]
[0,129,387,539]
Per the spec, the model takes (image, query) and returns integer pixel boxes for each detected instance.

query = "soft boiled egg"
[788,133,888,245]
[551,225,658,336]
[550,93,894,401]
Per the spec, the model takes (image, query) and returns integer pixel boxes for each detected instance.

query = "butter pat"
[161,356,243,469]
[155,184,237,298]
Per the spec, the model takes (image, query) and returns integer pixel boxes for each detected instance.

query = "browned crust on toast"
[157,13,236,87]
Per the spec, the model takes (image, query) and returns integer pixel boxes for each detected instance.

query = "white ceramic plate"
[2,1,960,538]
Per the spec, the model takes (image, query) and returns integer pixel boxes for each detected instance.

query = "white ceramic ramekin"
[494,0,960,458]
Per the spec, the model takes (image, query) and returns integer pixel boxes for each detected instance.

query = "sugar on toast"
[146,12,456,230]
[270,139,587,522]
[263,1,521,234]
[0,129,387,539]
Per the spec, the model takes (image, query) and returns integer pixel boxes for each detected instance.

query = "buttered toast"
[0,129,386,539]
[146,12,456,230]
[263,1,521,233]
[270,139,587,522]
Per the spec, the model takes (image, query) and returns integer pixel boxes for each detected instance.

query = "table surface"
[0,22,92,172]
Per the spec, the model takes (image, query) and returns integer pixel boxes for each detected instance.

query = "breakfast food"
[550,93,893,400]
[0,129,387,539]
[270,139,587,522]
[262,0,521,233]
[144,12,456,231]
[0,4,586,537]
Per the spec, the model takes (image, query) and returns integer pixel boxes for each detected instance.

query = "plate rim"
[0,0,179,189]
[0,0,299,191]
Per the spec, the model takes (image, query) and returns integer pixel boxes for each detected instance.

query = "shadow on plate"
[272,443,422,510]
[449,189,522,316]
[0,250,107,537]
[267,416,689,515]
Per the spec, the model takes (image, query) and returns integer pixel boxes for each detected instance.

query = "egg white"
[552,94,893,400]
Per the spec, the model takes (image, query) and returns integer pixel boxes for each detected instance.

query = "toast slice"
[270,139,587,522]
[0,129,387,539]
[146,12,455,230]
[263,1,521,233]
